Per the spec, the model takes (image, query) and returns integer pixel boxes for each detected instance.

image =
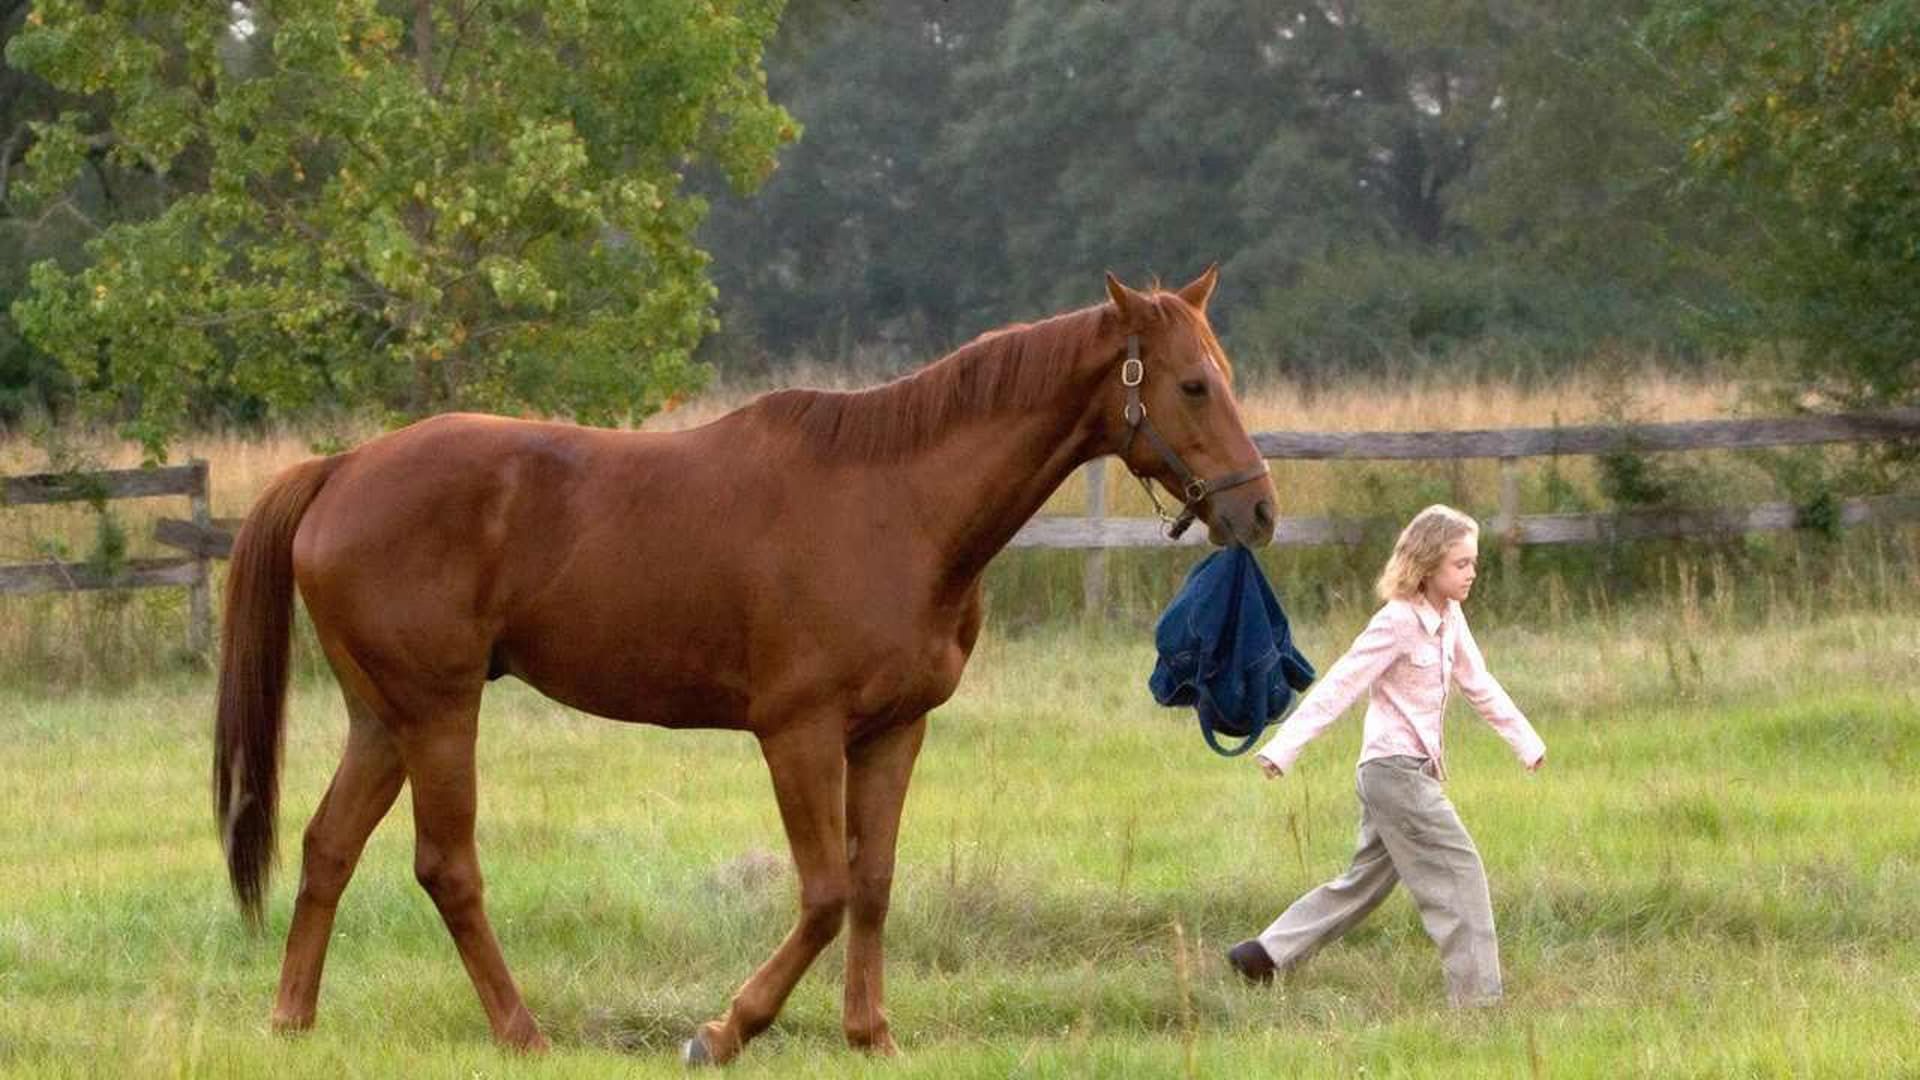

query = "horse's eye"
[1180,380,1208,398]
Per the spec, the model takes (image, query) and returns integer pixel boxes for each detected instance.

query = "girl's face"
[1422,534,1479,606]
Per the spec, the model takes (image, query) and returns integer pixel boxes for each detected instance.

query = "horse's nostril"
[1254,500,1275,530]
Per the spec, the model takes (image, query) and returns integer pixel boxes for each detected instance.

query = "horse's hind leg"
[396,717,548,1052]
[689,715,850,1065]
[271,691,406,1032]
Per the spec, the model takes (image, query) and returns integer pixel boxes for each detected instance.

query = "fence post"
[1497,457,1520,587]
[188,459,212,657]
[1082,457,1108,619]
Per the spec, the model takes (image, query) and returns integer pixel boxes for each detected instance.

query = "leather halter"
[1116,334,1270,540]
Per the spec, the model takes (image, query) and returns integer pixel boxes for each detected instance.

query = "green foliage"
[699,1,1722,377]
[698,1,1010,369]
[1240,249,1688,379]
[1651,0,1920,405]
[83,506,127,579]
[0,1,93,429]
[1596,447,1676,509]
[5,1,794,456]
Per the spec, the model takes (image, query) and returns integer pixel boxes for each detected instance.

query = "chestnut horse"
[214,268,1277,1064]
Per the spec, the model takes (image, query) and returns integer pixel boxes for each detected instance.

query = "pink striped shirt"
[1253,596,1544,779]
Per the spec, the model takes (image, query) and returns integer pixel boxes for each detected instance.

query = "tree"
[697,1,1720,379]
[1,0,99,426]
[6,0,793,456]
[1653,0,1920,406]
[1234,0,1736,375]
[698,0,1009,371]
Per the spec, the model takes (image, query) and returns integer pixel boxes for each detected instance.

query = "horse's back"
[281,409,969,732]
[295,413,612,577]
[291,417,634,679]
[285,413,770,722]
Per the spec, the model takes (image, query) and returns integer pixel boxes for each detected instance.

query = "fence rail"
[4,409,1917,640]
[1013,409,1920,611]
[0,461,216,652]
[1011,494,1920,550]
[1246,408,1920,460]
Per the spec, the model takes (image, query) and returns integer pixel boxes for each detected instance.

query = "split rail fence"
[3,409,1917,644]
[0,461,232,654]
[1009,409,1920,613]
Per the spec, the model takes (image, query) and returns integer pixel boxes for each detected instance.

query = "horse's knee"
[797,882,850,945]
[414,848,483,915]
[849,870,893,926]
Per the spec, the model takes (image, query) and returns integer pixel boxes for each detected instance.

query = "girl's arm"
[1254,605,1406,775]
[1453,617,1546,768]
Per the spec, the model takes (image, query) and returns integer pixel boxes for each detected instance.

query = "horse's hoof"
[683,1031,714,1068]
[507,1030,552,1055]
[500,1007,550,1053]
[684,1020,744,1066]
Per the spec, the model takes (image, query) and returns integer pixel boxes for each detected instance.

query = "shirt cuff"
[1515,732,1547,768]
[1254,742,1295,773]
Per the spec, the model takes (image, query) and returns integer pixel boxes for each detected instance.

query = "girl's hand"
[1528,754,1546,773]
[1258,758,1283,780]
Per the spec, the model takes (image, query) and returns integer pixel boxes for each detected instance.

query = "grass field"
[3,607,1917,1077]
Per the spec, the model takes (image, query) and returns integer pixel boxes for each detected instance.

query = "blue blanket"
[1149,546,1317,756]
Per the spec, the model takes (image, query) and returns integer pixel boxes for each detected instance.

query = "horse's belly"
[516,667,751,730]
[497,578,753,728]
[500,629,750,729]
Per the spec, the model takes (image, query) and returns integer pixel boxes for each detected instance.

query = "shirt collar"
[1412,595,1447,636]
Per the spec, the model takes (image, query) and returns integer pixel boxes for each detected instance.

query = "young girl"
[1229,504,1544,1007]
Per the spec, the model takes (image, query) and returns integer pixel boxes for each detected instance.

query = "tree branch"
[0,121,31,210]
[414,0,437,96]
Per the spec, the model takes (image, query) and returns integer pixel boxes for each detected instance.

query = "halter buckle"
[1121,357,1143,387]
[1184,478,1207,502]
[1123,400,1146,425]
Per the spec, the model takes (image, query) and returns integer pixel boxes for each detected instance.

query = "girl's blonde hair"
[1375,504,1479,601]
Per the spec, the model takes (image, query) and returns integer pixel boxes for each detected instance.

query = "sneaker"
[1227,939,1275,984]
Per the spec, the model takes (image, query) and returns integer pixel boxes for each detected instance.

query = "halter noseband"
[1116,334,1270,540]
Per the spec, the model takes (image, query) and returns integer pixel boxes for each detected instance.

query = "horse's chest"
[849,636,970,721]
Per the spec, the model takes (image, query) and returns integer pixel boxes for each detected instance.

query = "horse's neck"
[901,371,1105,588]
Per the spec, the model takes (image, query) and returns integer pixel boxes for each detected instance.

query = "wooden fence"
[4,409,1917,645]
[0,461,228,654]
[1010,408,1920,612]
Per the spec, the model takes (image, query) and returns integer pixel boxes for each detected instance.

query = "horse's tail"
[214,455,342,929]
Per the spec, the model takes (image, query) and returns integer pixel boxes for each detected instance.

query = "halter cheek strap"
[1116,334,1270,540]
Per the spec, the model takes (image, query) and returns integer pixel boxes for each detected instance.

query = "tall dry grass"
[0,365,1740,528]
[0,367,1907,683]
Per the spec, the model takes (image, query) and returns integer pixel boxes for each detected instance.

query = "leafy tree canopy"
[1654,0,1920,405]
[7,0,793,456]
[699,0,1724,380]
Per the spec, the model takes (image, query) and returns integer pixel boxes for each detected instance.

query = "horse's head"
[1101,266,1277,547]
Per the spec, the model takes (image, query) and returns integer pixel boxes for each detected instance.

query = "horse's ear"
[1176,263,1219,312]
[1105,271,1151,326]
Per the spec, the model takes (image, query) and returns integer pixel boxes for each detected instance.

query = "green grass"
[2,610,1919,1077]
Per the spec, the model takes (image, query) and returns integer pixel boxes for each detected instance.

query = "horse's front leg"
[687,716,849,1066]
[841,716,927,1055]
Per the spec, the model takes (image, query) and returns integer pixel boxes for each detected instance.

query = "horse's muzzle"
[1208,492,1277,548]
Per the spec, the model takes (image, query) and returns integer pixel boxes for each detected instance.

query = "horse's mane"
[755,291,1227,461]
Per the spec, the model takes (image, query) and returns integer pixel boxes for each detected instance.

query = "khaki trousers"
[1255,755,1503,1006]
